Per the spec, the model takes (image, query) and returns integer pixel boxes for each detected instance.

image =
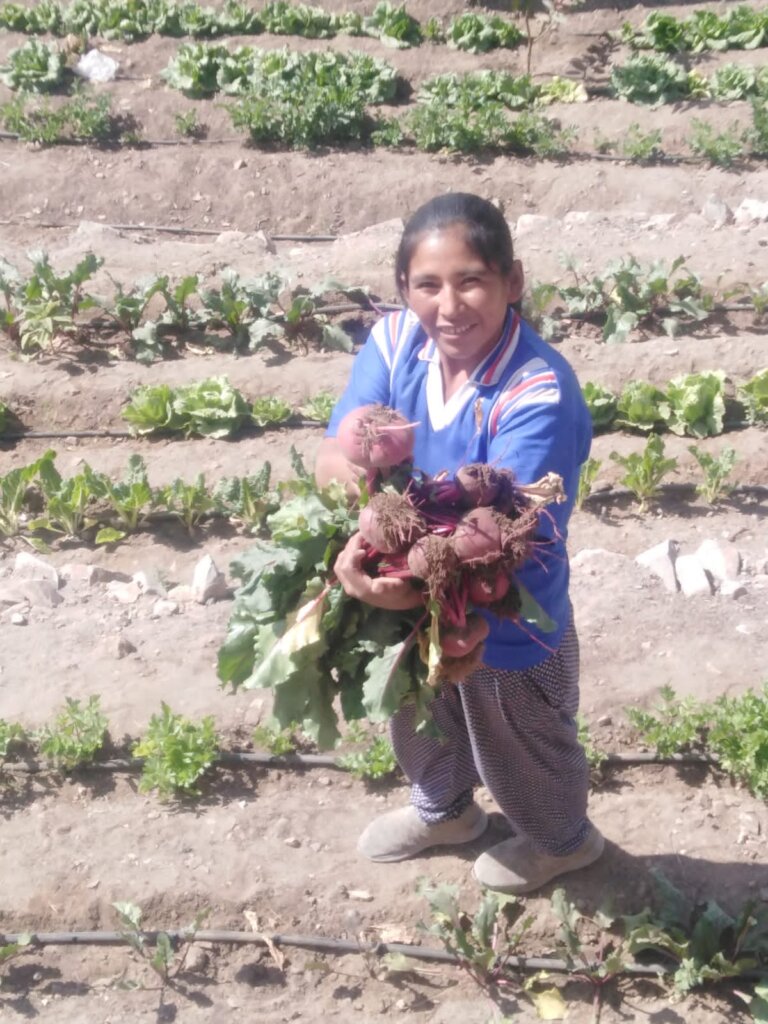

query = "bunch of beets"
[335,404,565,684]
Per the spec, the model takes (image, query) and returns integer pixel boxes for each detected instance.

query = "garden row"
[0,1,523,52]
[8,39,768,110]
[3,86,767,162]
[1,683,767,799]
[2,0,768,55]
[8,368,758,440]
[2,249,768,362]
[0,435,752,554]
[3,875,768,1023]
[3,43,768,158]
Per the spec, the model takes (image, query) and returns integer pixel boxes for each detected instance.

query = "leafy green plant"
[173,108,206,139]
[337,734,398,779]
[739,368,768,423]
[688,445,737,504]
[627,685,708,757]
[160,475,217,533]
[113,900,210,984]
[622,7,768,54]
[0,720,27,759]
[0,933,32,986]
[173,377,251,438]
[582,382,617,431]
[299,391,337,424]
[133,703,219,799]
[37,695,109,769]
[251,395,292,428]
[30,460,106,538]
[122,384,183,435]
[0,450,56,538]
[252,721,302,755]
[575,457,602,511]
[576,715,607,770]
[621,122,663,162]
[362,2,422,48]
[615,380,667,432]
[748,97,768,155]
[212,464,275,532]
[610,54,691,106]
[418,881,533,991]
[123,379,250,438]
[1,93,131,145]
[628,871,768,997]
[197,267,282,349]
[610,435,678,510]
[0,250,101,355]
[0,40,67,92]
[95,453,155,537]
[659,371,726,438]
[447,12,524,54]
[688,119,745,167]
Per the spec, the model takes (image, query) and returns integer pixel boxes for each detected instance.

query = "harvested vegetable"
[218,414,565,746]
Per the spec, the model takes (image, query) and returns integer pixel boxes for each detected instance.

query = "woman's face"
[401,225,523,369]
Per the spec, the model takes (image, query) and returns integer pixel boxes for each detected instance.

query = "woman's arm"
[314,437,363,499]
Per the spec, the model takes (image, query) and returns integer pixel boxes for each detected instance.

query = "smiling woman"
[315,193,604,896]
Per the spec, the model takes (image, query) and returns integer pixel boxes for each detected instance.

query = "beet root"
[358,493,426,555]
[407,534,458,601]
[336,404,416,470]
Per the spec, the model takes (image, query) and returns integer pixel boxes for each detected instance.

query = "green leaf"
[516,581,556,633]
[528,986,567,1020]
[95,526,127,545]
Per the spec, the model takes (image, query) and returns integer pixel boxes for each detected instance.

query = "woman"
[315,193,603,894]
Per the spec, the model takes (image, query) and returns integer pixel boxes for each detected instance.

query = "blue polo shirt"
[327,307,592,668]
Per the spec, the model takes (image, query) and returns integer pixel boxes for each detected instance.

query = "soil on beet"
[1,2,768,1021]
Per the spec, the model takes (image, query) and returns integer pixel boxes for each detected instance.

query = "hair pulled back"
[395,193,514,298]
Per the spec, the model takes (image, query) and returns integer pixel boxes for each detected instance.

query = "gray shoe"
[473,825,605,894]
[357,804,489,863]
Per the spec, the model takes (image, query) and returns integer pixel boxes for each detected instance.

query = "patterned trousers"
[390,619,590,855]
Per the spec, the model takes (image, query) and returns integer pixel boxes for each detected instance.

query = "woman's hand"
[334,533,425,611]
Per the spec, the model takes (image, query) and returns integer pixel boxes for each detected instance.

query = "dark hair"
[395,193,514,298]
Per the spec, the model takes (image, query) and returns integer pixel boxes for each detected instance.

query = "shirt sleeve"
[487,377,592,538]
[326,312,413,437]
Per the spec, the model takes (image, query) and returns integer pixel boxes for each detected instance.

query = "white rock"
[734,198,768,226]
[106,580,142,604]
[675,555,713,596]
[166,584,196,603]
[191,555,228,603]
[635,539,679,593]
[347,889,374,902]
[112,636,137,659]
[563,210,598,225]
[719,580,747,600]
[61,563,131,585]
[700,195,733,229]
[695,539,741,582]
[10,612,27,626]
[151,599,179,618]
[13,552,60,587]
[0,580,63,608]
[133,569,167,596]
[216,229,247,245]
[284,837,301,848]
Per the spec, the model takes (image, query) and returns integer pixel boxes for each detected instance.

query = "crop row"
[0,428,758,559]
[106,369,768,440]
[2,250,768,363]
[0,0,523,52]
[4,86,767,162]
[2,682,768,798]
[3,0,768,58]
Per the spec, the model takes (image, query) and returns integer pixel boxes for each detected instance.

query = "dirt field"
[1,1,768,1020]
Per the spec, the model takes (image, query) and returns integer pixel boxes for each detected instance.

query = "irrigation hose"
[0,928,670,977]
[0,749,720,776]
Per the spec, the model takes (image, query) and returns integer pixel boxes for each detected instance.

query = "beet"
[454,464,510,508]
[439,614,490,659]
[407,534,458,601]
[466,567,511,605]
[336,404,416,470]
[358,493,426,555]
